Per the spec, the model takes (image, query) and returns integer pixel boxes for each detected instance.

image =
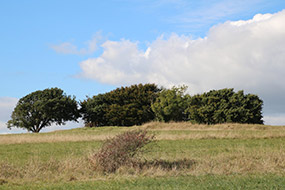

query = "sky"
[1,0,285,133]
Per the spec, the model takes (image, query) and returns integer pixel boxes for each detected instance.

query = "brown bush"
[90,130,155,173]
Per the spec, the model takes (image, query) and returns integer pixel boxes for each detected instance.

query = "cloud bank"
[80,10,285,118]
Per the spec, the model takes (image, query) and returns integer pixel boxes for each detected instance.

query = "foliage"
[7,88,80,133]
[187,88,263,124]
[151,85,190,122]
[90,130,155,173]
[82,85,264,126]
[80,94,108,127]
[81,83,160,127]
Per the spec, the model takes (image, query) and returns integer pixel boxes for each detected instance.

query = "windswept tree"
[7,88,80,133]
[187,88,263,124]
[81,83,160,127]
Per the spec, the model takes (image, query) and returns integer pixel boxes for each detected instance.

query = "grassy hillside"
[1,122,285,189]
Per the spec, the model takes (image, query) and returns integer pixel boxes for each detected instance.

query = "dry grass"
[0,156,98,183]
[1,122,285,184]
[143,122,285,140]
[155,131,285,140]
[0,134,112,145]
[1,122,285,145]
[142,121,284,131]
[192,148,285,175]
[1,147,284,183]
[115,147,285,177]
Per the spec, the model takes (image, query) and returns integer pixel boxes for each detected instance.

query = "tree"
[151,86,190,122]
[7,88,80,133]
[80,84,160,127]
[187,88,263,124]
[80,94,108,127]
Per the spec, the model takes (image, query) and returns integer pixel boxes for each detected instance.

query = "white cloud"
[51,32,102,55]
[0,121,8,134]
[0,120,26,134]
[230,13,273,26]
[264,114,285,126]
[0,97,18,121]
[0,97,19,134]
[79,10,285,121]
[40,120,84,133]
[80,39,148,84]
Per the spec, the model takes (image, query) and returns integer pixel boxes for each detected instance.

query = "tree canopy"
[7,85,264,133]
[81,86,263,126]
[7,88,80,133]
[80,83,160,127]
[187,88,263,124]
[151,86,190,122]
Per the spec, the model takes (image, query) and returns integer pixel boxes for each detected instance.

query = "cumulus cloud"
[79,10,285,118]
[51,33,102,55]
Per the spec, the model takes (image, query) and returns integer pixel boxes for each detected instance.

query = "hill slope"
[0,122,285,189]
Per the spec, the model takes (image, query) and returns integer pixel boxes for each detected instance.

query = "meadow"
[0,122,285,189]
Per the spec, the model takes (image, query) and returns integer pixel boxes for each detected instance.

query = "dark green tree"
[80,94,108,127]
[187,88,263,124]
[151,86,190,122]
[7,88,80,133]
[81,83,160,127]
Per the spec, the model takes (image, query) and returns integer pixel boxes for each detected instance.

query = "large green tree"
[151,86,190,122]
[81,83,160,127]
[7,88,80,133]
[187,88,263,124]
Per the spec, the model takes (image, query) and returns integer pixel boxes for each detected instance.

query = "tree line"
[8,84,264,132]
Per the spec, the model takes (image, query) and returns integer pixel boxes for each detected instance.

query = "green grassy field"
[1,122,285,189]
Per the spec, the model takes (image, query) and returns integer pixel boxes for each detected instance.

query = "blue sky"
[1,0,285,133]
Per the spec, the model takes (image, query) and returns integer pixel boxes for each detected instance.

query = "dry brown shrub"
[89,130,155,173]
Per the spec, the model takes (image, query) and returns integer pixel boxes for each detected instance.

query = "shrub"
[90,130,155,173]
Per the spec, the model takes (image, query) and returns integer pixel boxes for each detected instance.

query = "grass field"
[0,122,285,189]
